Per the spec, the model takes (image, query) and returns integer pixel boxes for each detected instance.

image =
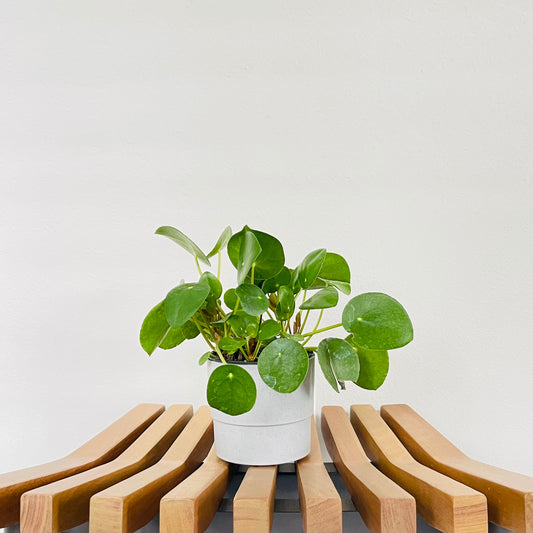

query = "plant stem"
[213,344,226,364]
[252,339,261,359]
[217,251,222,279]
[302,321,342,338]
[302,309,323,346]
[216,300,227,317]
[194,256,203,276]
[312,309,324,333]
[192,317,223,362]
[250,264,255,285]
[266,309,275,321]
[300,309,310,332]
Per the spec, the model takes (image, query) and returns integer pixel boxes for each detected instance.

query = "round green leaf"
[297,249,327,289]
[140,301,172,355]
[224,288,239,310]
[327,280,351,295]
[276,285,295,320]
[199,272,222,299]
[342,292,414,350]
[308,253,352,294]
[155,226,211,266]
[262,267,291,294]
[236,230,262,285]
[257,320,281,341]
[355,346,389,390]
[235,283,269,316]
[290,268,302,293]
[207,364,257,415]
[322,337,360,382]
[198,351,212,366]
[228,226,285,280]
[158,327,186,350]
[317,339,339,392]
[319,252,350,282]
[207,226,232,258]
[228,312,260,338]
[181,320,200,339]
[300,287,339,310]
[219,337,246,354]
[164,282,210,328]
[258,338,309,393]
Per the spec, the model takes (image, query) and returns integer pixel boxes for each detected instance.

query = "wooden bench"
[1,403,531,533]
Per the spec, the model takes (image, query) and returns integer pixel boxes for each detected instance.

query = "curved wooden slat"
[351,404,488,533]
[296,418,342,533]
[88,405,213,533]
[381,404,533,533]
[234,465,277,533]
[159,446,230,533]
[19,404,192,533]
[321,406,416,533]
[0,403,164,528]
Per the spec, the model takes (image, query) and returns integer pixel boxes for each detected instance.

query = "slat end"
[20,492,56,533]
[89,494,125,533]
[381,496,417,533]
[452,493,488,533]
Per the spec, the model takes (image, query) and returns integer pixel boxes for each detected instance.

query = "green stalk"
[194,255,203,276]
[213,344,227,364]
[252,339,261,359]
[311,309,324,334]
[300,309,311,333]
[192,317,226,364]
[216,301,227,317]
[302,321,342,338]
[302,309,323,346]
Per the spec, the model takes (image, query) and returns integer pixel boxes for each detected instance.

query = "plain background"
[1,1,532,480]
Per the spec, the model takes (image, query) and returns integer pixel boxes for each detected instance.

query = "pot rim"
[208,350,315,365]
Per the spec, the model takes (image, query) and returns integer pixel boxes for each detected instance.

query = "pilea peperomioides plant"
[140,225,414,416]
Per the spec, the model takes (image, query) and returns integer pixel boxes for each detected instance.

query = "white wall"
[1,1,532,478]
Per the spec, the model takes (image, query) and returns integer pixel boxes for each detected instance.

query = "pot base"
[213,416,312,466]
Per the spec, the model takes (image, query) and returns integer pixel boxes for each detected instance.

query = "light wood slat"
[296,418,342,533]
[0,403,164,528]
[321,406,416,533]
[159,446,230,533]
[88,406,213,533]
[351,404,488,533]
[234,465,277,533]
[381,404,533,533]
[19,404,192,533]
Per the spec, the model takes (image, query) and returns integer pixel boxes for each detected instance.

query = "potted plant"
[140,225,413,465]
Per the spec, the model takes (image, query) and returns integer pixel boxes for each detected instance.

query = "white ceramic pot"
[206,355,315,465]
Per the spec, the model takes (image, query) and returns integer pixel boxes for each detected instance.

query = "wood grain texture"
[0,403,164,528]
[159,446,230,533]
[89,405,213,533]
[321,406,416,533]
[381,404,533,533]
[234,465,277,533]
[296,417,342,533]
[19,404,192,533]
[351,404,488,533]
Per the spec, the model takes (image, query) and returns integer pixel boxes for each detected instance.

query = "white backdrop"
[1,1,532,479]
